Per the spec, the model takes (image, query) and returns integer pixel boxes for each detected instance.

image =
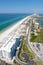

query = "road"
[0,17,43,65]
[26,19,43,63]
[14,18,35,65]
[15,42,27,65]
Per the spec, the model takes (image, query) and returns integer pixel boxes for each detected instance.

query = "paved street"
[26,19,43,63]
[0,17,43,65]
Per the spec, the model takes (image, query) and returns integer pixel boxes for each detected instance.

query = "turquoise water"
[0,13,30,32]
[0,13,43,32]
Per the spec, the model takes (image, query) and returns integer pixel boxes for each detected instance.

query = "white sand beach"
[0,16,29,42]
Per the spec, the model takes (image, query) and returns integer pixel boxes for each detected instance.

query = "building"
[0,35,21,61]
[34,22,39,30]
[0,17,29,63]
[32,18,36,24]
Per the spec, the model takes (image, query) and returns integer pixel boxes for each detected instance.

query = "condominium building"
[34,22,39,30]
[0,35,21,61]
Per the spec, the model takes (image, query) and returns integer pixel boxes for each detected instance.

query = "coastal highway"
[0,15,43,65]
[15,55,27,65]
[14,18,34,65]
[15,43,27,65]
[26,18,43,63]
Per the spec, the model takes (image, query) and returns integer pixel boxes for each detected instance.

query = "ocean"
[0,13,30,32]
[0,13,43,33]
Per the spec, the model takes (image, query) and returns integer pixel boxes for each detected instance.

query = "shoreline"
[0,21,17,34]
[0,16,26,33]
[0,16,29,42]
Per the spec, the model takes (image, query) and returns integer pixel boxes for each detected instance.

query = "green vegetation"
[14,60,20,65]
[34,32,43,43]
[35,61,43,65]
[18,39,35,62]
[30,33,37,42]
[30,27,43,44]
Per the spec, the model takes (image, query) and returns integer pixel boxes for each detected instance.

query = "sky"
[0,0,43,13]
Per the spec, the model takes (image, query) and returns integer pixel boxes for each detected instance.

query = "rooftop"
[0,34,20,52]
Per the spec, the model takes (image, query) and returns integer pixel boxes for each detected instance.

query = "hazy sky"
[0,0,43,13]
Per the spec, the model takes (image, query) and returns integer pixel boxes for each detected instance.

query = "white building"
[34,22,39,30]
[0,35,21,62]
[0,16,29,63]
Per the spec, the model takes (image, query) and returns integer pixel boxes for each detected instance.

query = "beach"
[0,16,29,42]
